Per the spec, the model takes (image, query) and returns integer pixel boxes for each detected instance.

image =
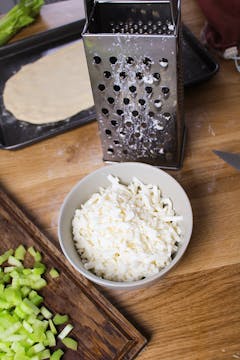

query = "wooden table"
[1,1,240,359]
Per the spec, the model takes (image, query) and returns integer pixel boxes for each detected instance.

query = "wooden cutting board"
[0,188,147,359]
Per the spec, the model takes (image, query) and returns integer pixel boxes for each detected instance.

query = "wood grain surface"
[1,0,240,359]
[0,189,147,359]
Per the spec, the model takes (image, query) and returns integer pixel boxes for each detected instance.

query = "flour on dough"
[3,41,94,124]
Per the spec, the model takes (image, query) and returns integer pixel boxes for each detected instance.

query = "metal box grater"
[82,0,185,169]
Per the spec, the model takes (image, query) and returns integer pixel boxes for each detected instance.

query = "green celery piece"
[40,306,52,319]
[0,249,14,265]
[30,294,43,307]
[23,319,33,333]
[32,278,47,290]
[50,349,64,360]
[49,268,59,278]
[4,321,22,336]
[4,266,16,273]
[0,298,11,309]
[28,247,42,262]
[48,319,57,335]
[45,330,56,347]
[32,266,45,276]
[53,314,69,325]
[40,348,50,359]
[14,305,27,319]
[58,324,73,340]
[8,256,23,268]
[0,0,44,46]
[21,286,31,297]
[14,245,26,261]
[20,298,40,315]
[4,287,22,305]
[62,336,78,351]
[32,342,45,353]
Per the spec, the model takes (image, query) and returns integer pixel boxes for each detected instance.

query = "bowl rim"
[58,162,193,289]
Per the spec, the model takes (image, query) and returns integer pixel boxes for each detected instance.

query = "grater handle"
[170,0,181,27]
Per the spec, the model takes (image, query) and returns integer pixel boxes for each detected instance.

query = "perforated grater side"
[82,0,185,169]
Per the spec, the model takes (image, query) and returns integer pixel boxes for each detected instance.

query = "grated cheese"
[72,175,183,282]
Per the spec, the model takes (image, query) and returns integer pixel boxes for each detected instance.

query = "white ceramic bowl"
[58,162,193,290]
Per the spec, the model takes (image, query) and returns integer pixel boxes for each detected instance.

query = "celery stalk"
[53,314,69,325]
[50,349,64,360]
[0,0,44,46]
[62,337,78,351]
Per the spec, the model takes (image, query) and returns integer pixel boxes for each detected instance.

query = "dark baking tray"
[0,21,219,150]
[182,24,219,87]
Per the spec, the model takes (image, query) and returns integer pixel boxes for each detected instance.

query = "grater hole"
[143,57,152,66]
[135,132,141,138]
[107,148,114,154]
[132,110,139,117]
[159,58,169,68]
[123,149,128,155]
[111,120,118,126]
[123,98,130,105]
[107,97,115,104]
[98,84,105,91]
[105,129,112,136]
[129,85,137,93]
[93,56,101,64]
[153,72,161,81]
[125,121,132,127]
[109,56,117,64]
[102,108,109,115]
[154,99,162,108]
[120,130,127,137]
[119,71,127,79]
[148,111,155,117]
[145,86,152,94]
[139,99,146,106]
[113,85,121,92]
[104,71,111,78]
[162,87,170,95]
[163,112,171,120]
[116,109,124,116]
[136,72,143,80]
[113,139,120,145]
[141,122,147,128]
[126,57,134,65]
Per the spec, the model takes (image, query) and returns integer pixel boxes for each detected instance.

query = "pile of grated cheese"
[72,175,183,282]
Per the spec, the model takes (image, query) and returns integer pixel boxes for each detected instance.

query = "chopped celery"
[0,245,78,358]
[40,348,50,359]
[53,314,69,325]
[62,336,78,351]
[8,256,23,268]
[40,306,52,319]
[50,349,64,360]
[58,324,74,340]
[4,266,16,273]
[45,330,56,347]
[49,268,59,278]
[23,319,33,333]
[14,245,26,261]
[33,342,45,353]
[0,249,13,265]
[48,319,57,335]
[28,247,42,262]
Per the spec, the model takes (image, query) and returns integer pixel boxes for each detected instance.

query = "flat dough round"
[3,41,94,124]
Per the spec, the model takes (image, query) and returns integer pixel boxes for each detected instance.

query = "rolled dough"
[3,41,94,124]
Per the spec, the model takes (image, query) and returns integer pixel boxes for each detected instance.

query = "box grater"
[82,0,185,169]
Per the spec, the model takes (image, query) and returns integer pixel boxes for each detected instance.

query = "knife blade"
[213,150,240,170]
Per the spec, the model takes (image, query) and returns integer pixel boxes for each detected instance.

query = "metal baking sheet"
[182,24,219,87]
[0,21,219,150]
